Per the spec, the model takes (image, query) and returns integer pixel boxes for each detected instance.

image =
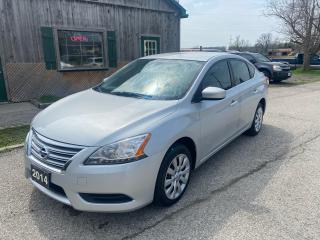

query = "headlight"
[273,65,282,71]
[84,134,151,165]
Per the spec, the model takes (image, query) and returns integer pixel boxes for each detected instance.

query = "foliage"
[266,0,320,70]
[293,67,320,75]
[0,125,29,149]
[228,36,252,52]
[38,95,61,103]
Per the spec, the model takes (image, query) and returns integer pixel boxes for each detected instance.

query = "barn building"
[0,0,187,102]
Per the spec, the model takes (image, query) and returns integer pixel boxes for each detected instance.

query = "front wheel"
[245,103,264,136]
[154,144,192,206]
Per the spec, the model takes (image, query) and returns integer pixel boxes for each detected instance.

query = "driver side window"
[202,60,232,90]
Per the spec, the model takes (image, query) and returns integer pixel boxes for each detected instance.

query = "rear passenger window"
[247,63,256,78]
[202,61,232,90]
[230,60,251,85]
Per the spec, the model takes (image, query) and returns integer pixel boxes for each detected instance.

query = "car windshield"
[94,59,204,100]
[253,53,271,62]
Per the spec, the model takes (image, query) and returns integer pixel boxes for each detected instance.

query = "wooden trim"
[69,0,177,15]
[140,34,161,38]
[107,31,117,68]
[41,27,57,70]
[0,56,8,102]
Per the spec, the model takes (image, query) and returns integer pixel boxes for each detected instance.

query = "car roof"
[234,52,260,56]
[141,52,237,62]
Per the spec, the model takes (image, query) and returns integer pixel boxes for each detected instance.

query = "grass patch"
[0,125,29,149]
[293,68,320,76]
[38,95,61,104]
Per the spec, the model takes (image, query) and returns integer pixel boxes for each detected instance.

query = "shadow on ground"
[29,124,294,240]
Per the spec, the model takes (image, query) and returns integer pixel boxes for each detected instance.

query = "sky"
[179,0,282,48]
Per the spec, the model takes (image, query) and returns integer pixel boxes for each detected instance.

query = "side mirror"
[250,59,257,64]
[202,87,226,100]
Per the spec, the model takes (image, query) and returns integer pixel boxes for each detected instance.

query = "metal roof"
[167,0,188,18]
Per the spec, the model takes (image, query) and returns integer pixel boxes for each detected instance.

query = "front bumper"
[25,147,164,212]
[273,70,292,81]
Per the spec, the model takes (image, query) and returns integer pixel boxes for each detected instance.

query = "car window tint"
[230,60,251,85]
[247,63,256,78]
[202,61,232,90]
[239,54,255,62]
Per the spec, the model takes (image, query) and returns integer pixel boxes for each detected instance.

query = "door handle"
[230,100,238,107]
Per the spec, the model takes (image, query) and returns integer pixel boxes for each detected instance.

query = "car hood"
[32,89,178,146]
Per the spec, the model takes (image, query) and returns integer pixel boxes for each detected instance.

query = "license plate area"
[31,165,51,189]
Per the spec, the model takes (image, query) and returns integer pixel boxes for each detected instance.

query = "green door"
[141,36,160,57]
[0,58,8,102]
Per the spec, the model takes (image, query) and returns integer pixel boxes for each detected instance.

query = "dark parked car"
[233,52,292,82]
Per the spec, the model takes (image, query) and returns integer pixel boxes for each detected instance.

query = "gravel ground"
[0,81,320,240]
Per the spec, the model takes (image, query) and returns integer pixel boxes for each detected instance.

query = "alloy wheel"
[164,154,191,200]
[254,107,263,132]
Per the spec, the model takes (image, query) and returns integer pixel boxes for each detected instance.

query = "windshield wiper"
[93,85,103,92]
[111,91,154,99]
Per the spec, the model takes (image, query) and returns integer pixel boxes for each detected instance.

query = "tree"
[255,33,273,54]
[229,36,252,52]
[267,0,320,70]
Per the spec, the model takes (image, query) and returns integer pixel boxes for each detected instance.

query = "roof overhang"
[167,0,188,18]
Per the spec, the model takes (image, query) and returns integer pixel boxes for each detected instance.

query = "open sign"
[70,35,89,42]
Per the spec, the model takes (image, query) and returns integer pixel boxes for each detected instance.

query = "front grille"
[30,130,83,170]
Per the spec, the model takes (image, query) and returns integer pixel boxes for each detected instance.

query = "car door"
[229,59,261,129]
[196,60,241,160]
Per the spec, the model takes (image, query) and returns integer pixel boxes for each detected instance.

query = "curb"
[0,124,29,130]
[30,99,51,109]
[0,144,24,154]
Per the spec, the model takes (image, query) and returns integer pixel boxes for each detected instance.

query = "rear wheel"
[154,144,192,206]
[245,103,264,136]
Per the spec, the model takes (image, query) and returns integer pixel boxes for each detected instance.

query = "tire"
[272,79,282,83]
[245,103,264,136]
[154,144,192,206]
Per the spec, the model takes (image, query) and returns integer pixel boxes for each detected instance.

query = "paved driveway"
[1,82,320,240]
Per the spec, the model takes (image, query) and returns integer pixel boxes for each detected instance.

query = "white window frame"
[143,40,158,56]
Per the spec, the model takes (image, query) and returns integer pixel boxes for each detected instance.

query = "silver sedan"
[24,52,268,212]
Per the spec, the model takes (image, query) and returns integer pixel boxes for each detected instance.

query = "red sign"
[70,35,89,42]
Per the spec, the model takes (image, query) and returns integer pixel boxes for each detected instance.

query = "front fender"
[144,105,201,165]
